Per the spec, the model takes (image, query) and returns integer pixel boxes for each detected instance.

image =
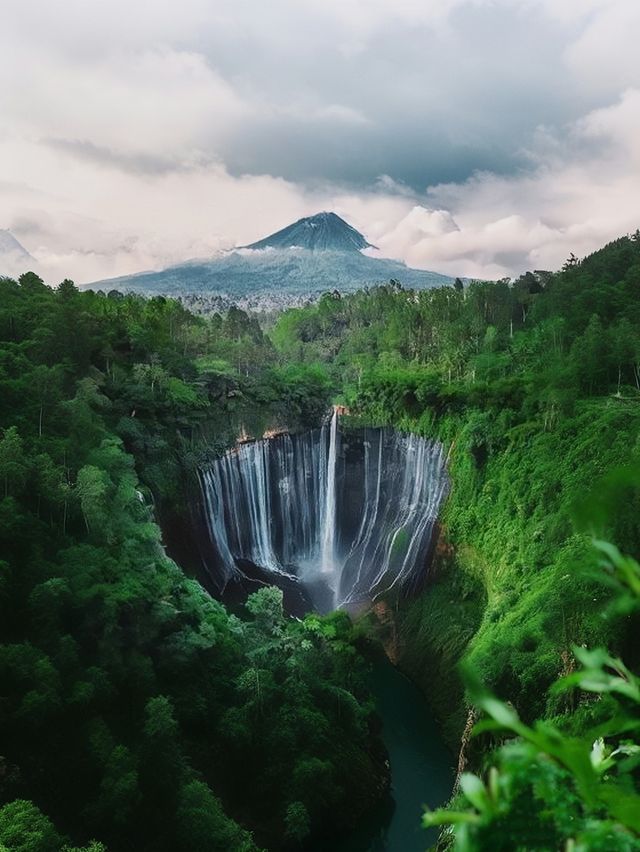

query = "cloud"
[43,139,197,176]
[370,89,640,278]
[1,0,639,283]
[1,45,249,159]
[564,1,640,95]
[0,0,605,187]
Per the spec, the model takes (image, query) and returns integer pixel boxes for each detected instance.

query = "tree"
[74,465,108,535]
[31,365,64,437]
[0,800,62,852]
[609,318,640,393]
[140,696,185,811]
[570,314,610,394]
[0,427,27,498]
[246,586,284,635]
[175,781,257,852]
[285,801,311,843]
[94,745,140,829]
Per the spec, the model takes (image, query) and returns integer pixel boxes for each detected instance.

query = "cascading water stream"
[199,416,448,608]
[320,406,339,580]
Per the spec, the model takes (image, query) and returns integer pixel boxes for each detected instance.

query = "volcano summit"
[243,211,376,252]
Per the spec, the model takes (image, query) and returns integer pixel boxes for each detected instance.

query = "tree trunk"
[453,707,479,795]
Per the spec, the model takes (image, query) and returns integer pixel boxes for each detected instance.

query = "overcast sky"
[1,0,639,282]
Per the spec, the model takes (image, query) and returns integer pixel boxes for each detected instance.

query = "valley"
[3,3,639,849]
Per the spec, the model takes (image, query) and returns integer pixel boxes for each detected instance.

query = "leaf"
[479,695,522,731]
[423,809,480,827]
[459,773,491,813]
[598,784,640,834]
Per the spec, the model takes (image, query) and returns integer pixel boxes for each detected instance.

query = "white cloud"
[1,46,248,159]
[371,89,640,278]
[564,1,640,95]
[1,0,639,283]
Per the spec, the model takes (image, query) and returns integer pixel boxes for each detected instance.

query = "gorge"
[198,408,454,850]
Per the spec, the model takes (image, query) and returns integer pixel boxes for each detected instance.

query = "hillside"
[270,233,640,849]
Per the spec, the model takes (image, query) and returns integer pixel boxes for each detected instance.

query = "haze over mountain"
[90,212,453,311]
[0,230,34,276]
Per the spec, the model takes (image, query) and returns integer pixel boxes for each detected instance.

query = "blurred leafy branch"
[424,541,640,851]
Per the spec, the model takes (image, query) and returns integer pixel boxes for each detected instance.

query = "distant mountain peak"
[0,229,33,261]
[243,212,376,252]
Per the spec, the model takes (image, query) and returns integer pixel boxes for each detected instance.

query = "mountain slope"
[90,212,453,309]
[0,230,34,273]
[244,211,376,252]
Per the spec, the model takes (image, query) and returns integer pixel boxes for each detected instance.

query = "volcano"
[89,212,453,310]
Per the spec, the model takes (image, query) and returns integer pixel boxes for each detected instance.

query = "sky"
[1,0,639,283]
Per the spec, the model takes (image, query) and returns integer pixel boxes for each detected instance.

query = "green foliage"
[268,235,640,846]
[0,275,382,851]
[270,236,640,413]
[423,543,640,850]
[0,427,26,498]
[266,363,332,428]
[284,802,311,843]
[3,232,640,850]
[174,781,256,852]
[0,800,62,852]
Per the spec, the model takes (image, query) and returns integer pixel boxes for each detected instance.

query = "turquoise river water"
[335,654,455,851]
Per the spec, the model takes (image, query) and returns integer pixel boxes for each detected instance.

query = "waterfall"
[320,407,339,578]
[199,422,448,608]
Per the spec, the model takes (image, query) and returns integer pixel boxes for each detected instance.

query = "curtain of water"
[199,416,448,606]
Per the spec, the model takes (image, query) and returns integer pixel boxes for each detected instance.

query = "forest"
[1,233,640,850]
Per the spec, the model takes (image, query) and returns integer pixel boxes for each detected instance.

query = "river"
[335,654,454,852]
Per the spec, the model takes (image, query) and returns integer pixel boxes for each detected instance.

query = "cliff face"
[369,521,485,750]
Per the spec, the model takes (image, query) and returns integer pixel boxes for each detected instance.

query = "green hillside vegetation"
[0,277,378,851]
